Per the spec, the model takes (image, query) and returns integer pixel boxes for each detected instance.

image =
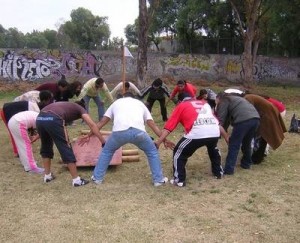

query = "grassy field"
[0,82,299,242]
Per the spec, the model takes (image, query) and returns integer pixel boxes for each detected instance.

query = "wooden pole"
[122,46,126,95]
[122,155,140,162]
[122,149,139,156]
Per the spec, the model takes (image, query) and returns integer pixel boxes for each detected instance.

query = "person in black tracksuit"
[139,78,170,121]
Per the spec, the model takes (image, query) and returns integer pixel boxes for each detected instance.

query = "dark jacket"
[216,95,260,130]
[140,84,170,100]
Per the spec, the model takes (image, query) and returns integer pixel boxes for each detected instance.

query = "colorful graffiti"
[0,49,299,84]
[0,49,106,81]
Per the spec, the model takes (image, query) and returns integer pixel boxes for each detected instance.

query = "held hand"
[154,141,160,149]
[164,139,175,150]
[77,135,90,146]
[224,135,229,145]
[30,134,39,144]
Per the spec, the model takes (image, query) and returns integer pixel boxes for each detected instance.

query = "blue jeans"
[224,118,260,174]
[83,95,104,121]
[93,127,165,183]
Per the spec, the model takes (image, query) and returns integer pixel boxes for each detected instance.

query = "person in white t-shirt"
[155,94,228,187]
[86,92,168,186]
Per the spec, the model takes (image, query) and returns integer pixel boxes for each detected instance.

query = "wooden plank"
[72,135,122,167]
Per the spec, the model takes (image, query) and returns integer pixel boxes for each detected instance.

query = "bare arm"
[219,125,229,144]
[146,120,174,149]
[146,119,162,137]
[82,114,106,144]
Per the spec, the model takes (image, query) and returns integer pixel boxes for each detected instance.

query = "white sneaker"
[91,175,103,185]
[44,173,55,183]
[170,178,186,187]
[153,177,168,187]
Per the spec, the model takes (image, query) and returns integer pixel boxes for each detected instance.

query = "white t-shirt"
[104,97,153,132]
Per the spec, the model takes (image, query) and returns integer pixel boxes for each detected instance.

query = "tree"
[43,29,59,49]
[137,0,160,88]
[125,23,138,45]
[25,31,48,49]
[62,7,110,49]
[229,0,272,86]
[5,28,25,48]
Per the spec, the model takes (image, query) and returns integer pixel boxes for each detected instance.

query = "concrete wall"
[0,49,299,85]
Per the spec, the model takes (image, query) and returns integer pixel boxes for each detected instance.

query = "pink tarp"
[72,135,122,167]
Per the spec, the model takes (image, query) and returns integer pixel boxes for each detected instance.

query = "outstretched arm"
[80,114,108,145]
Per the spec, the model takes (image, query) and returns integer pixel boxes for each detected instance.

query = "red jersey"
[164,99,220,139]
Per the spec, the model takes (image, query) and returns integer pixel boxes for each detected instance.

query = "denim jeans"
[224,118,260,174]
[83,95,104,121]
[93,127,165,183]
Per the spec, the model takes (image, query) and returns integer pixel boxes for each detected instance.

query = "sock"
[44,173,52,179]
[72,176,81,184]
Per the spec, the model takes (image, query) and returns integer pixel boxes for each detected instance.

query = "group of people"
[1,76,287,187]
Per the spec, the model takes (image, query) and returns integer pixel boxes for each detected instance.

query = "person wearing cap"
[140,78,171,121]
[167,80,197,105]
[77,77,113,121]
[155,93,228,187]
[110,81,141,99]
[215,92,260,175]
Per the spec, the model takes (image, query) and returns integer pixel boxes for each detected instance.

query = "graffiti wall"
[0,49,299,85]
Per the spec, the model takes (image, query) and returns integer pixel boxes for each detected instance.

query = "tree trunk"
[137,0,148,89]
[242,35,254,87]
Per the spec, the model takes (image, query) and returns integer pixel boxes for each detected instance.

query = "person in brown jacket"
[244,94,287,164]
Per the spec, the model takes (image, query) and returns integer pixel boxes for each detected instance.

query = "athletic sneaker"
[44,173,55,183]
[73,178,89,187]
[28,167,45,174]
[91,175,103,185]
[170,178,186,187]
[153,177,168,187]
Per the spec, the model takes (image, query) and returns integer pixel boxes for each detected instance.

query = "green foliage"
[62,7,110,50]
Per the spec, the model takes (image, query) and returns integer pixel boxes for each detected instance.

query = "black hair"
[68,81,82,97]
[178,92,191,101]
[125,81,130,89]
[57,78,69,88]
[95,77,104,85]
[75,99,86,109]
[199,89,208,96]
[38,90,53,110]
[152,78,163,87]
[177,80,186,85]
[39,90,53,102]
[123,91,135,98]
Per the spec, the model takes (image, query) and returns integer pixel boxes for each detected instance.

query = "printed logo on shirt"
[193,117,217,126]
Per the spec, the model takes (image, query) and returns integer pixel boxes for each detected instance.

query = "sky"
[0,0,139,40]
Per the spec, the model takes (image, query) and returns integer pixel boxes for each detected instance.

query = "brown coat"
[244,94,287,150]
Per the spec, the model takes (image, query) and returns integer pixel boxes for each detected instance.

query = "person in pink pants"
[8,111,44,174]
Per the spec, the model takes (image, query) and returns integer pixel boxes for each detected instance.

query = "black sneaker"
[73,178,89,187]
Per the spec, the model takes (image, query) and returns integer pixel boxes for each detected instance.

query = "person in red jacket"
[155,93,228,187]
[167,80,197,105]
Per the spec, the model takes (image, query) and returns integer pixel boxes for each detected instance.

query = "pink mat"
[72,135,122,167]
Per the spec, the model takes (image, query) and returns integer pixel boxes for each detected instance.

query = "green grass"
[0,83,300,242]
